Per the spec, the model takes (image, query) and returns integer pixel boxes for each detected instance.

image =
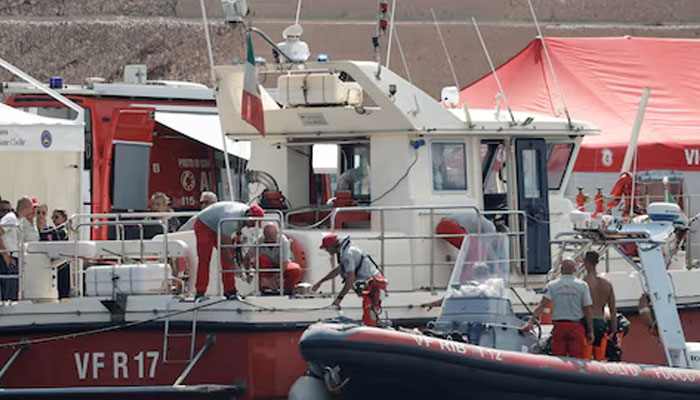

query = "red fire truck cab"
[3,67,249,237]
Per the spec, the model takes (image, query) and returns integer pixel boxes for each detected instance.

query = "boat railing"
[217,211,286,297]
[70,218,170,296]
[284,205,335,229]
[328,205,527,291]
[548,229,657,283]
[0,221,22,300]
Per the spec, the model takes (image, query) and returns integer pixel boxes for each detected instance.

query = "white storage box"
[277,73,362,107]
[647,202,681,222]
[85,264,171,296]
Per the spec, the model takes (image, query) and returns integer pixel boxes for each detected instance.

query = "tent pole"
[0,57,83,123]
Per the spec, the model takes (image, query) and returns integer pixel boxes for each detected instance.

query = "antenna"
[393,23,413,83]
[385,0,397,68]
[294,0,303,25]
[431,8,473,126]
[430,9,459,92]
[526,0,572,128]
[199,0,216,86]
[200,0,234,200]
[472,17,516,125]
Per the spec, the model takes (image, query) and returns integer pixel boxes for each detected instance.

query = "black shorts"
[592,318,608,346]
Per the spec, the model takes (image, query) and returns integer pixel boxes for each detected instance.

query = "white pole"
[200,0,216,86]
[527,0,571,127]
[627,87,651,217]
[0,57,83,122]
[472,17,516,125]
[294,0,303,25]
[200,0,235,201]
[430,8,460,91]
[385,0,397,68]
[621,87,651,174]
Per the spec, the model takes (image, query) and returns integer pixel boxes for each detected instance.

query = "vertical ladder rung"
[163,297,202,364]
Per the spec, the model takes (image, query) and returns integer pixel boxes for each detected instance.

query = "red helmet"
[320,233,339,249]
[247,204,265,217]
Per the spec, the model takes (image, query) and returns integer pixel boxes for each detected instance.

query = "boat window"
[432,142,467,191]
[546,142,574,190]
[481,142,506,194]
[338,144,370,202]
[522,149,540,199]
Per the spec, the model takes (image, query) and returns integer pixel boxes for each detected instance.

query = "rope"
[0,296,424,349]
[0,298,227,349]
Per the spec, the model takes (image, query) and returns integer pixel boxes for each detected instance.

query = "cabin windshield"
[546,142,574,190]
[446,233,510,299]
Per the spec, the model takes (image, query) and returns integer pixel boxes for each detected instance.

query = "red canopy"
[460,37,700,172]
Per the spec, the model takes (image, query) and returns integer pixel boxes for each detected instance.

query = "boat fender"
[288,373,332,400]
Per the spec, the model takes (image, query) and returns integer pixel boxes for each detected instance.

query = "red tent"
[460,37,700,172]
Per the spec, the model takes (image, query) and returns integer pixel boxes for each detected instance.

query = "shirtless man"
[582,251,617,360]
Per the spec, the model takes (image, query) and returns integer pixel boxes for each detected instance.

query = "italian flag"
[242,33,265,136]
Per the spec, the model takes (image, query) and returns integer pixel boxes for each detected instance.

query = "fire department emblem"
[40,130,52,148]
[180,170,196,192]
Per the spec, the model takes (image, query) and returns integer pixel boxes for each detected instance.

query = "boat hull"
[300,324,700,400]
[0,323,305,400]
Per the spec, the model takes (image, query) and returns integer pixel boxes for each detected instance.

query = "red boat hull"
[0,325,307,400]
[0,309,698,398]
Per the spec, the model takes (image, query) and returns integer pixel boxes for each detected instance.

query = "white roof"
[153,108,250,160]
[0,103,84,151]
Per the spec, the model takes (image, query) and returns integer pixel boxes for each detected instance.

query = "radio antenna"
[385,0,397,68]
[430,8,459,92]
[527,0,572,128]
[294,0,303,25]
[431,8,472,126]
[472,17,516,125]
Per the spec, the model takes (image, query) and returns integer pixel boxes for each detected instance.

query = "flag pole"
[200,0,235,201]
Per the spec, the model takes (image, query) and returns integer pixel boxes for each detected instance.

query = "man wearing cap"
[194,201,265,299]
[312,234,388,326]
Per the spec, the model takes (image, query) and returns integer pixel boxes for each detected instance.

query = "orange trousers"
[361,275,387,326]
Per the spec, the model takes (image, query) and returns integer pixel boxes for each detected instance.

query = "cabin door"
[515,139,551,273]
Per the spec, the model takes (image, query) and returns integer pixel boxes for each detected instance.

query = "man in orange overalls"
[312,234,387,326]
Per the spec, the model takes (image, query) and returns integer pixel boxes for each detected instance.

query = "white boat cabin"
[215,59,596,291]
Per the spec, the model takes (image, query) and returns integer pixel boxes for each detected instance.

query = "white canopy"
[154,110,250,160]
[0,103,84,152]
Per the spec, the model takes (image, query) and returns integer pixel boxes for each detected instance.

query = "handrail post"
[17,223,23,300]
[379,210,385,274]
[429,207,435,293]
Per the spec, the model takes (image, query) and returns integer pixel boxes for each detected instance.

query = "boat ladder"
[162,297,202,364]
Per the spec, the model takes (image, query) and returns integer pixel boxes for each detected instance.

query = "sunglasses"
[37,211,46,215]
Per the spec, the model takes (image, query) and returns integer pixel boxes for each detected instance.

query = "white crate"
[277,73,362,107]
[85,264,171,296]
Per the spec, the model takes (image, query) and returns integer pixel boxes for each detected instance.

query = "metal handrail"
[71,219,169,296]
[329,205,528,291]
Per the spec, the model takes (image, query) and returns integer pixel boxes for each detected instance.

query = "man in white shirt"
[0,196,39,300]
[522,258,594,359]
